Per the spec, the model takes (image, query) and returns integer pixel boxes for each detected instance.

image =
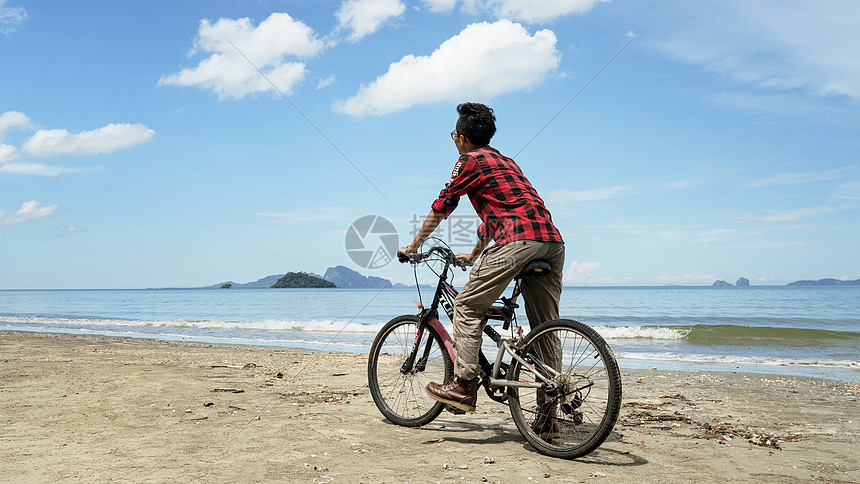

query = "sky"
[1,0,858,289]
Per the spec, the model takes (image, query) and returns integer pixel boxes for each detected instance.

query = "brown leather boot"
[425,377,479,412]
[531,403,561,440]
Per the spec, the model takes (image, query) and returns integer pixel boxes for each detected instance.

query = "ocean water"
[1,286,857,381]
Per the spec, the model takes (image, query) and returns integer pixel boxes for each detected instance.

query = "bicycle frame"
[400,249,554,392]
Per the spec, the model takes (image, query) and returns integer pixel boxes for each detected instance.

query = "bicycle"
[367,244,622,459]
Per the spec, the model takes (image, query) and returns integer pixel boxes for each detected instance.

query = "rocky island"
[203,266,397,289]
[713,277,750,287]
[270,272,336,288]
[322,266,392,289]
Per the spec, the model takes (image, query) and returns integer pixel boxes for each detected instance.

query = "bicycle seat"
[518,259,552,278]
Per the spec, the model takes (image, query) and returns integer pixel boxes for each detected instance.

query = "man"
[398,102,565,428]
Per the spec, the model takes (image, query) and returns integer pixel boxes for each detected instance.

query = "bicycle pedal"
[444,404,466,415]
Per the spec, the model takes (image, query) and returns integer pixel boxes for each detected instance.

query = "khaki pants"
[452,240,565,380]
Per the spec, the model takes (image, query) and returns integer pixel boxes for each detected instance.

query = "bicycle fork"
[400,308,453,375]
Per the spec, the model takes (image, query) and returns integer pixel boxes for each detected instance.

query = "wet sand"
[1,331,858,483]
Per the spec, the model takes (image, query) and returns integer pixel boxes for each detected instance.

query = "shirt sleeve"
[476,222,490,241]
[430,154,483,218]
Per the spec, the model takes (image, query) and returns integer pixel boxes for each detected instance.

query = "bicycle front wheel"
[367,314,453,427]
[508,319,622,459]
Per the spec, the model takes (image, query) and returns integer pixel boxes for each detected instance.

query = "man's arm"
[400,210,445,256]
[456,237,490,264]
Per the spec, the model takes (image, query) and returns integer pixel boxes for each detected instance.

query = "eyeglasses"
[450,130,457,140]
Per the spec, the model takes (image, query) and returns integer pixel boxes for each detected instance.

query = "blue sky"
[1,0,858,289]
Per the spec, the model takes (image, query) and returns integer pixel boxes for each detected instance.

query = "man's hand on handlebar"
[397,246,470,266]
[455,253,475,266]
[397,247,415,263]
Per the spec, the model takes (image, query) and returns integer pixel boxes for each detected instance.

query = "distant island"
[270,272,335,288]
[206,271,860,290]
[787,278,860,286]
[203,266,403,289]
[712,277,750,287]
[323,265,391,289]
[202,275,278,289]
[711,277,859,287]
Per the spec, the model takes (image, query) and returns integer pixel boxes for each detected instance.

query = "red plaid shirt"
[431,146,563,246]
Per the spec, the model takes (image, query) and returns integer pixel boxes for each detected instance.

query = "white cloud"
[58,226,86,237]
[0,0,26,35]
[158,13,324,100]
[618,223,749,245]
[564,275,632,286]
[0,143,16,163]
[335,0,406,42]
[569,260,600,275]
[0,113,152,176]
[746,168,853,188]
[563,260,630,285]
[547,185,631,204]
[487,0,609,24]
[0,111,36,137]
[333,20,560,116]
[833,182,860,201]
[316,75,336,90]
[0,162,77,176]
[657,178,709,191]
[611,222,818,251]
[0,200,57,226]
[652,1,860,101]
[547,178,708,210]
[421,0,457,13]
[751,206,849,223]
[20,123,155,158]
[256,206,356,223]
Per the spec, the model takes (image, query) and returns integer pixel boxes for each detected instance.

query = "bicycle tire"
[507,319,622,459]
[367,314,454,427]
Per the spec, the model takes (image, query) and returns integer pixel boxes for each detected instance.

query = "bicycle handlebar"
[398,246,471,268]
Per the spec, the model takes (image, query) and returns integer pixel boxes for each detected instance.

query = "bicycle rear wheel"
[508,319,622,459]
[367,314,453,427]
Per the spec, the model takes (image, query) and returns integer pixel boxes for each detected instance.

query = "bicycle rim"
[367,314,453,427]
[508,319,622,459]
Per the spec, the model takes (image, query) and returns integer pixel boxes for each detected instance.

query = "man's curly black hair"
[455,102,496,146]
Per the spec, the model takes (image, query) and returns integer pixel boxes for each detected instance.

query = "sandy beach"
[1,331,857,483]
